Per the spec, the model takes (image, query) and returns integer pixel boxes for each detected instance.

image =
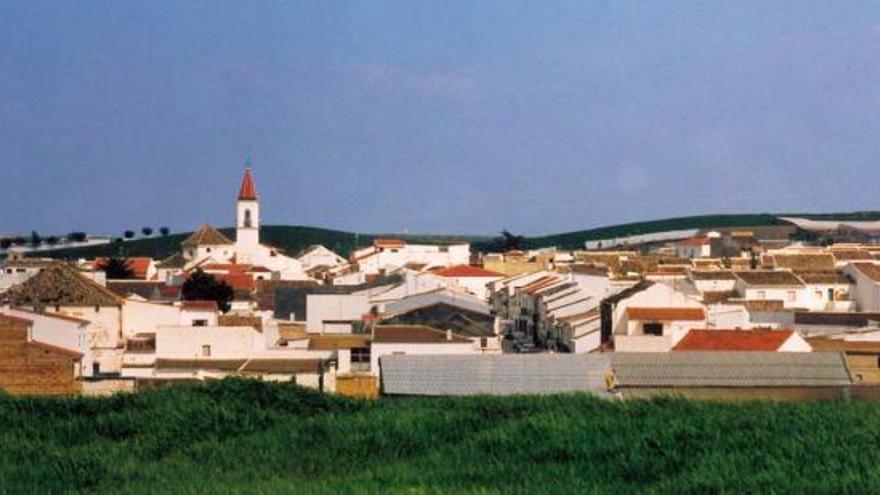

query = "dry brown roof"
[240,359,322,374]
[689,270,736,281]
[792,270,851,285]
[851,263,880,283]
[308,334,371,350]
[734,270,804,287]
[2,263,122,308]
[626,307,705,321]
[770,254,835,271]
[373,325,471,344]
[181,224,233,247]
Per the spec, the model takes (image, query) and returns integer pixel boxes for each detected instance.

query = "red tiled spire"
[238,167,258,200]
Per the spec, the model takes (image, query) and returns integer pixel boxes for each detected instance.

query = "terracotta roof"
[373,325,471,344]
[689,270,736,280]
[702,291,739,305]
[831,250,874,262]
[770,254,835,271]
[673,329,796,351]
[374,239,406,248]
[212,273,255,291]
[155,358,247,371]
[277,323,307,342]
[433,265,505,278]
[734,270,805,287]
[627,307,705,321]
[94,257,153,279]
[308,334,371,350]
[734,299,786,312]
[851,263,880,283]
[2,263,122,308]
[181,224,233,247]
[792,270,851,285]
[181,300,218,311]
[238,167,258,200]
[218,314,263,331]
[240,359,321,374]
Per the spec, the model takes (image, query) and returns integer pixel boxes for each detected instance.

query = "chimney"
[446,329,452,341]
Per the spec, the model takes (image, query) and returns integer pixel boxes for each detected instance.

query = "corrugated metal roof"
[380,354,611,396]
[611,352,851,387]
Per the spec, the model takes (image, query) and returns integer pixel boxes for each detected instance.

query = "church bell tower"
[236,165,260,251]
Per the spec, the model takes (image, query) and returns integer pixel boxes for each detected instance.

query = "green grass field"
[2,379,880,493]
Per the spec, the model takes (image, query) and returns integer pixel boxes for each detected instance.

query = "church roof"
[2,262,123,309]
[181,224,234,247]
[238,167,258,200]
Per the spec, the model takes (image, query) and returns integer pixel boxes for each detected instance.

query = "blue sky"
[3,1,880,237]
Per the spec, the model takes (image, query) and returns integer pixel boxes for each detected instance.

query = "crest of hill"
[34,226,487,261]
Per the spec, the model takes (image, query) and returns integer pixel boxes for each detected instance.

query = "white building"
[351,239,470,276]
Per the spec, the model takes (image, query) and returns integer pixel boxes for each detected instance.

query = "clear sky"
[3,1,880,237]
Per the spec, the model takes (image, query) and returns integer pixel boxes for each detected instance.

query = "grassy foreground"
[2,380,880,493]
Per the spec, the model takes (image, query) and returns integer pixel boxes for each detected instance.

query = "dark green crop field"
[2,379,880,493]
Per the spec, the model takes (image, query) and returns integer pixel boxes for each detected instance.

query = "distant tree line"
[1,226,172,251]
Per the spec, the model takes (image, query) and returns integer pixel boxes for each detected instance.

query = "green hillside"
[31,210,880,260]
[2,379,879,493]
[37,225,486,260]
[524,211,880,250]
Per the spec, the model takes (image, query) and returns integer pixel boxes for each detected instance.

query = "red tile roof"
[238,167,258,200]
[433,265,505,278]
[94,257,153,279]
[673,329,795,351]
[181,300,219,311]
[214,273,256,291]
[374,238,406,248]
[627,307,705,321]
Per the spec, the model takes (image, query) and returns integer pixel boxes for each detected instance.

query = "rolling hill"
[29,211,880,260]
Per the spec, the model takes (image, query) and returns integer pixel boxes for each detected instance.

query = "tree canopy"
[102,257,135,279]
[182,269,234,313]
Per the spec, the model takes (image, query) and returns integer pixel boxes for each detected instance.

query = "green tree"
[0,238,12,250]
[142,227,153,237]
[488,230,527,253]
[46,236,60,246]
[182,269,234,313]
[123,230,136,239]
[159,227,170,237]
[67,232,88,243]
[102,257,135,279]
[30,231,42,247]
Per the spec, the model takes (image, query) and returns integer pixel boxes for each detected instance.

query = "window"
[94,305,100,313]
[192,319,208,327]
[201,345,211,357]
[92,362,101,376]
[787,291,796,302]
[643,322,664,336]
[757,291,766,300]
[439,246,449,253]
[206,247,212,253]
[351,347,370,372]
[244,209,252,228]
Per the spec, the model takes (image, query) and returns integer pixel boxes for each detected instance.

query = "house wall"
[0,320,81,396]
[179,308,219,327]
[49,305,122,351]
[444,276,501,300]
[154,326,265,359]
[357,244,470,275]
[778,334,812,352]
[843,265,880,311]
[122,300,182,338]
[305,294,370,333]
